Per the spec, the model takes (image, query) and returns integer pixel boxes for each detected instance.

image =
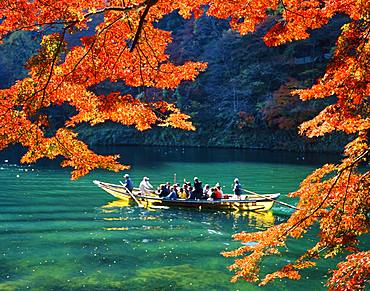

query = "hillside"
[0,14,348,152]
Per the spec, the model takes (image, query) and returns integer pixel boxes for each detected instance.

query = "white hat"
[194,177,198,180]
[234,178,239,183]
[124,174,129,178]
[144,177,149,181]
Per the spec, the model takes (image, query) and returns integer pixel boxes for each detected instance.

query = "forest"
[0,13,348,152]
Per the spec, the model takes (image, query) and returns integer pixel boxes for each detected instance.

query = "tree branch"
[130,0,159,52]
[281,149,369,239]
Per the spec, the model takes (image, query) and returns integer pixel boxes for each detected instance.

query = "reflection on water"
[229,211,275,229]
[102,198,131,209]
[103,227,129,231]
[101,197,276,234]
[103,217,129,221]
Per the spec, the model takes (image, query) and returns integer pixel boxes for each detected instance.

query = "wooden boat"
[93,180,280,212]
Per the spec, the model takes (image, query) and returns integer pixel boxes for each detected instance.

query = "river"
[0,145,356,290]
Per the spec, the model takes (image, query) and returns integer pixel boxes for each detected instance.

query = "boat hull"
[93,180,279,212]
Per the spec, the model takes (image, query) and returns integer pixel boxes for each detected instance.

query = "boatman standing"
[139,177,154,195]
[123,174,134,192]
[193,177,203,199]
[233,178,242,198]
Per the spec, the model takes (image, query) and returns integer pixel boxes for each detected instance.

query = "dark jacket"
[125,178,134,192]
[194,180,203,199]
[159,187,170,197]
[188,190,196,200]
[234,183,242,196]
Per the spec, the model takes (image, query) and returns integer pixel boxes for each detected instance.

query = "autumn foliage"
[0,0,369,289]
[261,78,317,130]
[0,0,207,179]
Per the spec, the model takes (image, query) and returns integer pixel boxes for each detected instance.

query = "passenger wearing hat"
[123,174,134,192]
[215,183,223,195]
[139,176,154,195]
[233,178,242,198]
[203,184,211,198]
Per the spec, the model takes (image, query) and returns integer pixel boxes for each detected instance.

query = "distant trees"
[260,78,318,130]
[0,31,39,88]
[0,9,344,148]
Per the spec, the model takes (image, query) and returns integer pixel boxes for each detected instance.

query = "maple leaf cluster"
[219,1,370,289]
[327,251,370,290]
[0,0,369,289]
[261,77,317,130]
[0,0,207,179]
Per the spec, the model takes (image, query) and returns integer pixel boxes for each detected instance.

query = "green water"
[0,146,351,290]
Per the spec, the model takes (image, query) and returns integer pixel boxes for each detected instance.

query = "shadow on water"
[0,144,341,170]
[96,145,341,167]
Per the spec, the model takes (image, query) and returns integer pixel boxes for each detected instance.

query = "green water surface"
[0,146,356,290]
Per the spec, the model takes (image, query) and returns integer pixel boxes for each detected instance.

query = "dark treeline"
[0,13,349,152]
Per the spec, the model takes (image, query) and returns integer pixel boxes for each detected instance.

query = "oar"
[241,189,299,210]
[119,181,144,208]
[120,181,170,210]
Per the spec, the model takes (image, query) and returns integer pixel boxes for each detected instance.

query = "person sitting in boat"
[193,177,203,199]
[183,183,190,196]
[202,184,211,199]
[214,187,223,200]
[173,184,179,194]
[209,187,222,200]
[233,178,242,198]
[178,187,187,199]
[187,186,196,200]
[164,186,178,200]
[123,174,134,192]
[158,184,170,197]
[139,177,154,195]
[215,183,223,196]
[208,188,214,200]
[165,182,171,189]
